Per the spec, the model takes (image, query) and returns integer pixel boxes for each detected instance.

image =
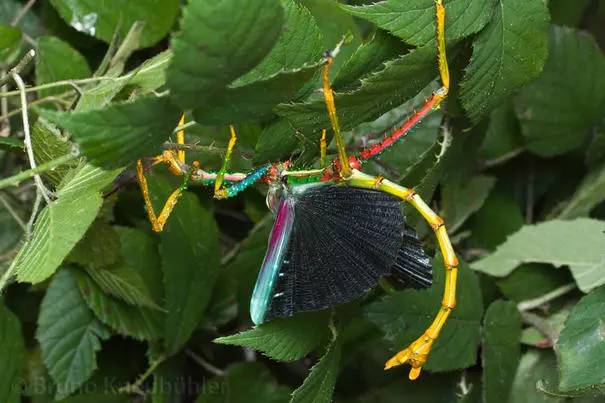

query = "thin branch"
[0,194,26,231]
[11,67,52,203]
[0,93,74,122]
[26,190,41,238]
[118,354,167,396]
[186,349,225,376]
[0,153,77,190]
[172,120,197,133]
[0,76,118,97]
[0,49,35,87]
[520,311,558,345]
[517,283,577,312]
[482,148,523,169]
[0,70,8,137]
[11,0,37,26]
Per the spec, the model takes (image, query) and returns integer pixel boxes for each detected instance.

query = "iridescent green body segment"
[250,197,295,325]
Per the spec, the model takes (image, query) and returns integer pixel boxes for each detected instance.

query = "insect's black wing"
[265,185,432,322]
[390,227,433,289]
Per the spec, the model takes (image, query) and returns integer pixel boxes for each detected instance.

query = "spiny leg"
[356,0,450,163]
[320,128,327,169]
[322,55,351,178]
[345,170,457,380]
[136,159,190,232]
[214,125,238,199]
[176,113,186,163]
[136,113,189,232]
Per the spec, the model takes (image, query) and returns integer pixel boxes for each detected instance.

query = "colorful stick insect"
[136,0,457,380]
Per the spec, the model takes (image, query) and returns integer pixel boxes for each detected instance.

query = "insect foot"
[384,333,435,380]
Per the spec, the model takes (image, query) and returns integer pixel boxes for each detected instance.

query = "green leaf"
[342,0,497,46]
[555,286,605,392]
[48,0,179,48]
[459,0,550,122]
[215,312,329,362]
[0,23,21,60]
[0,206,21,255]
[469,189,524,250]
[193,64,320,125]
[224,216,273,316]
[85,264,160,309]
[0,301,25,403]
[365,256,483,372]
[496,263,572,303]
[0,136,23,152]
[122,50,171,95]
[332,30,408,92]
[479,103,523,160]
[482,300,522,403]
[149,175,220,354]
[297,0,363,76]
[558,162,605,219]
[8,164,119,286]
[74,268,163,341]
[167,0,284,110]
[290,337,342,403]
[68,219,121,270]
[37,269,110,400]
[441,175,496,233]
[42,96,181,168]
[234,0,323,85]
[196,362,291,403]
[277,43,437,132]
[508,351,560,403]
[471,218,605,293]
[116,226,164,304]
[31,119,77,185]
[257,43,438,161]
[35,36,91,98]
[516,26,605,156]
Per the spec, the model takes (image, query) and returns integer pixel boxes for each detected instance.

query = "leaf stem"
[0,153,77,190]
[520,311,558,344]
[0,49,36,87]
[118,354,167,396]
[517,283,577,312]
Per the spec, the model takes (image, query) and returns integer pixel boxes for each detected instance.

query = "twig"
[11,63,53,203]
[0,153,77,190]
[0,76,117,97]
[11,0,37,26]
[482,148,523,169]
[0,49,35,87]
[0,69,8,137]
[172,120,197,133]
[0,193,26,230]
[520,311,558,344]
[517,283,576,312]
[0,93,74,122]
[186,349,225,376]
[26,190,41,237]
[118,354,167,396]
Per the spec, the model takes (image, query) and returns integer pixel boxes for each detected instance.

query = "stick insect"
[136,0,457,380]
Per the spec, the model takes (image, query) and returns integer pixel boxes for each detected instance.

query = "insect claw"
[384,333,435,380]
[409,367,422,380]
[384,349,409,370]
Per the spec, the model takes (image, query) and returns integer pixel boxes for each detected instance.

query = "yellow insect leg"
[214,125,238,199]
[322,57,350,178]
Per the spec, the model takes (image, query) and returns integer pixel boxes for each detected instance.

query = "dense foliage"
[0,0,604,402]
